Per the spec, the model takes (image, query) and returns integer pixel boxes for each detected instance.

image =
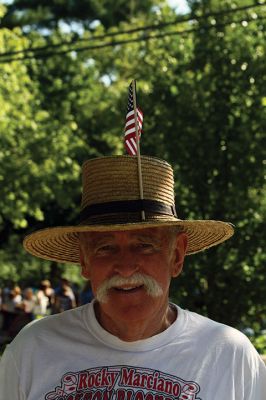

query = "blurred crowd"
[0,279,93,342]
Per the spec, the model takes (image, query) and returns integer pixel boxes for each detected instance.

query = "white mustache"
[96,273,163,303]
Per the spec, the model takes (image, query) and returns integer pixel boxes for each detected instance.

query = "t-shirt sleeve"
[244,350,266,400]
[0,345,25,400]
[229,329,266,400]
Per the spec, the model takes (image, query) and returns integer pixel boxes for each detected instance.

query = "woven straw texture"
[23,155,234,263]
[80,156,175,224]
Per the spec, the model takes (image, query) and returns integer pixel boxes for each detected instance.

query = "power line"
[0,14,265,64]
[0,2,265,59]
[0,14,265,63]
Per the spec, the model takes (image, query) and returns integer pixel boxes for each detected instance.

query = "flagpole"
[132,79,145,221]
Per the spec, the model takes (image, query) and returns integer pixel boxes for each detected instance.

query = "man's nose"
[113,249,139,277]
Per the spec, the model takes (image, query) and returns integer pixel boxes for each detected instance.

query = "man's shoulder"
[8,303,91,351]
[181,307,254,351]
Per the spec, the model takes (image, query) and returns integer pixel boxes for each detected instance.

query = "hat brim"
[23,220,234,264]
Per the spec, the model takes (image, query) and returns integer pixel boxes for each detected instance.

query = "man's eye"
[136,243,156,252]
[95,245,115,254]
[140,243,153,248]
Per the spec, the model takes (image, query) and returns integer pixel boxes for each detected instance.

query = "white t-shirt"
[0,301,265,400]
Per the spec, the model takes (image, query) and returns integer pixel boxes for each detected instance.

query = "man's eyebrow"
[85,233,115,246]
[131,233,161,244]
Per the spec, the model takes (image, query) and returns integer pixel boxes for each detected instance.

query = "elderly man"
[0,155,265,400]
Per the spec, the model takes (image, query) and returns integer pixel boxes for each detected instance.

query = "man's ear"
[79,244,91,280]
[171,233,188,278]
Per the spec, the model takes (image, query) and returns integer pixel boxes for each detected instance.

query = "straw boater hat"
[23,155,234,263]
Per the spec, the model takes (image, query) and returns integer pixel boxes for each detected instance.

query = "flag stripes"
[124,82,144,156]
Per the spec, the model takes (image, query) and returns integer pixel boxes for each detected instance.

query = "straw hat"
[23,155,234,263]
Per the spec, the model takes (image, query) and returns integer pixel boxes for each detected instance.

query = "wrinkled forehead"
[79,226,173,244]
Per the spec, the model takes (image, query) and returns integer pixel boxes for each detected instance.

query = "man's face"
[79,227,187,332]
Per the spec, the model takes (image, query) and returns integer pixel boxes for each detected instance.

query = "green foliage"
[166,1,266,332]
[0,0,265,336]
[0,22,122,287]
[0,0,161,29]
[251,333,266,355]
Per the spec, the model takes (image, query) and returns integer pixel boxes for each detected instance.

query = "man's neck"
[94,301,177,342]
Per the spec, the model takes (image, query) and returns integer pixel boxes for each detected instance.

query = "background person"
[34,280,55,317]
[53,279,76,313]
[7,288,36,339]
[0,285,22,334]
[79,281,94,305]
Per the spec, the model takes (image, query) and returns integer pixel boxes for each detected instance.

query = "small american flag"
[124,81,143,156]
